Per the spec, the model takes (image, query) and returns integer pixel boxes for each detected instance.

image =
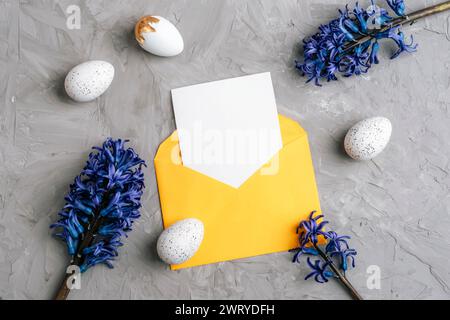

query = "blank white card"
[171,72,282,188]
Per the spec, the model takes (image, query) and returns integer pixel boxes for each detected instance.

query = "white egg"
[344,117,392,161]
[157,218,204,265]
[135,16,184,57]
[65,60,114,102]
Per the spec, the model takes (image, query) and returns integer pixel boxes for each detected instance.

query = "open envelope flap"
[154,114,321,270]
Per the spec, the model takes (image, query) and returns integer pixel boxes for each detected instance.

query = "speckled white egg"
[135,16,184,57]
[157,218,204,265]
[64,60,114,102]
[344,117,392,160]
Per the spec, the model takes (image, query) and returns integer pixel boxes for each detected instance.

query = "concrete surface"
[1,0,450,300]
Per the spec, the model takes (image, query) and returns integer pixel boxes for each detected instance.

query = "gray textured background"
[1,0,449,300]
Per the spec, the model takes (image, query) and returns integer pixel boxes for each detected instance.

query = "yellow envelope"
[154,114,321,270]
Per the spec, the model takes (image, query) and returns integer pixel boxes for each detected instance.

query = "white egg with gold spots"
[64,60,114,102]
[135,16,184,57]
[157,218,204,265]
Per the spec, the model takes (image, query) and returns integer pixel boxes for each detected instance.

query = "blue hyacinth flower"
[292,211,357,284]
[305,258,334,283]
[296,0,416,85]
[50,138,146,273]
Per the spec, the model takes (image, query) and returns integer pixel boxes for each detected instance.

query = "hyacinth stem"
[313,244,363,300]
[55,273,71,300]
[54,215,105,300]
[344,0,450,53]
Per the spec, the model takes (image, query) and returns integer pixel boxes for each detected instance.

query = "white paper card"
[171,72,282,188]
